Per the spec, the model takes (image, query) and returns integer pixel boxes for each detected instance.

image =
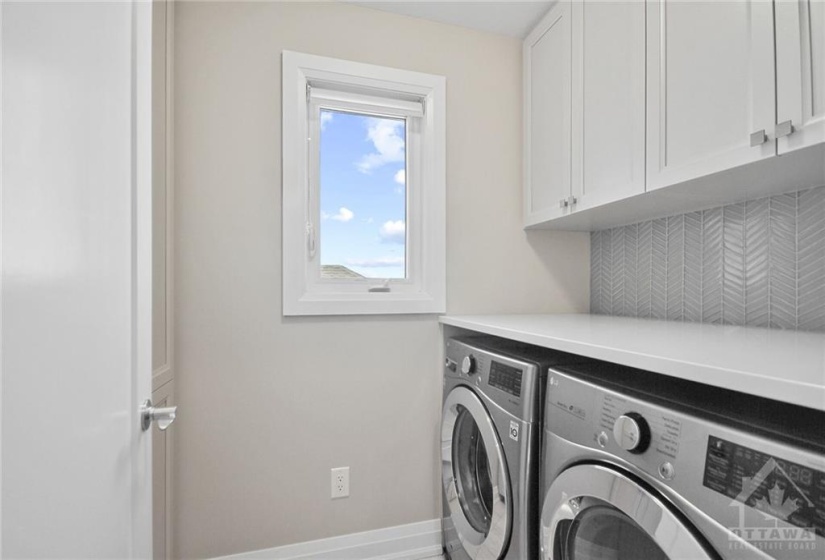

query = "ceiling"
[346,1,554,38]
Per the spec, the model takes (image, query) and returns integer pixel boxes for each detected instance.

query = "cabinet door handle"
[775,120,794,139]
[559,199,569,209]
[567,195,578,207]
[750,129,767,147]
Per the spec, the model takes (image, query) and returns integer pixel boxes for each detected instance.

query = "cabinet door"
[646,0,776,191]
[572,0,645,211]
[524,1,572,226]
[775,0,825,153]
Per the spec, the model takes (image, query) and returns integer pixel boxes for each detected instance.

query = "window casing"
[282,51,446,316]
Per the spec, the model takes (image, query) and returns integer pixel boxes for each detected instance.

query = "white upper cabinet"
[524,0,645,225]
[775,0,825,153]
[524,1,572,226]
[524,1,824,230]
[571,0,646,211]
[646,0,777,191]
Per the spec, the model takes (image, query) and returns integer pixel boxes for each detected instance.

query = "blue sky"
[319,109,407,279]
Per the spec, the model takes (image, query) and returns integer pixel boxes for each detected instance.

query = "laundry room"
[1,1,823,560]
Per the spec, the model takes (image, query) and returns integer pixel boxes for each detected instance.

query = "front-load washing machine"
[539,362,825,560]
[441,336,584,560]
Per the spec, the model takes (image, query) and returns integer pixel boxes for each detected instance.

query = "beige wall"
[173,2,589,557]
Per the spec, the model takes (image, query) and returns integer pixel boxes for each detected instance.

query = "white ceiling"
[346,1,554,39]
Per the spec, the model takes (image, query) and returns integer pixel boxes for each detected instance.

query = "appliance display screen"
[703,436,825,539]
[488,361,522,398]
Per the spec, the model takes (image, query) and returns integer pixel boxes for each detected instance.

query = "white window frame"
[282,50,446,316]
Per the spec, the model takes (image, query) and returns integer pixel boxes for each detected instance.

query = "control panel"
[703,436,825,539]
[598,393,682,459]
[444,338,546,423]
[488,361,523,398]
[546,370,688,484]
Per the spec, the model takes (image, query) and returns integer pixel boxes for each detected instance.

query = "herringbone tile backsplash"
[590,185,825,332]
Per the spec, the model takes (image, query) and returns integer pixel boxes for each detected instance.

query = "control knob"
[461,355,476,375]
[613,412,651,454]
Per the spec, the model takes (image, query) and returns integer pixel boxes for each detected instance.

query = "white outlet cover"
[331,466,349,499]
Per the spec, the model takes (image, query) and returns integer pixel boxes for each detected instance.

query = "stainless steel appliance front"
[540,365,825,560]
[441,337,583,560]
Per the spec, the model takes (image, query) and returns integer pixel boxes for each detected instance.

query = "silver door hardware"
[567,195,578,206]
[775,120,794,138]
[559,199,569,209]
[749,129,767,146]
[140,399,177,431]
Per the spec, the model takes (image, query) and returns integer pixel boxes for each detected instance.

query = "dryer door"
[442,386,511,560]
[540,464,715,560]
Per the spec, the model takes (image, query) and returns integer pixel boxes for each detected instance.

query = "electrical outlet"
[331,467,349,499]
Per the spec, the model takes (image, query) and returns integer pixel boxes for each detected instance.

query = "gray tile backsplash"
[590,185,825,332]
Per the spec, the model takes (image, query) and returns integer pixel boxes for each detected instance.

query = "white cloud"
[323,207,354,222]
[320,111,333,131]
[356,118,405,173]
[379,220,405,244]
[346,256,404,268]
[394,169,405,184]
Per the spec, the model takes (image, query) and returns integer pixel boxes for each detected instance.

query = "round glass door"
[554,505,669,560]
[540,464,714,560]
[452,405,494,534]
[442,386,511,560]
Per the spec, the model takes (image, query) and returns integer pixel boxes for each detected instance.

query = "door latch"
[140,399,177,431]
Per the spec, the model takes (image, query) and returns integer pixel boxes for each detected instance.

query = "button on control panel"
[613,412,651,454]
[460,355,476,375]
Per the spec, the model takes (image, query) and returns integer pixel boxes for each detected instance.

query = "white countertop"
[439,314,825,412]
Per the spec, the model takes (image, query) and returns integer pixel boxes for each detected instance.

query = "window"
[282,51,446,316]
[317,109,408,281]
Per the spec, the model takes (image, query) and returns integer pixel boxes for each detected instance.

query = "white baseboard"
[212,519,443,560]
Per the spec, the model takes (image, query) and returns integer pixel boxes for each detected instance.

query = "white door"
[571,0,646,212]
[524,1,572,226]
[646,0,777,191]
[1,1,154,557]
[775,0,825,153]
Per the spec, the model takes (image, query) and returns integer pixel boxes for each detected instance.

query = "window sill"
[284,291,445,316]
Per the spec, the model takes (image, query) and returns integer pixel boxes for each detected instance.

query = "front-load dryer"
[441,336,584,560]
[539,362,825,560]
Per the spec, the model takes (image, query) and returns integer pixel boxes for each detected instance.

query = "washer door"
[442,386,511,560]
[540,464,714,560]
